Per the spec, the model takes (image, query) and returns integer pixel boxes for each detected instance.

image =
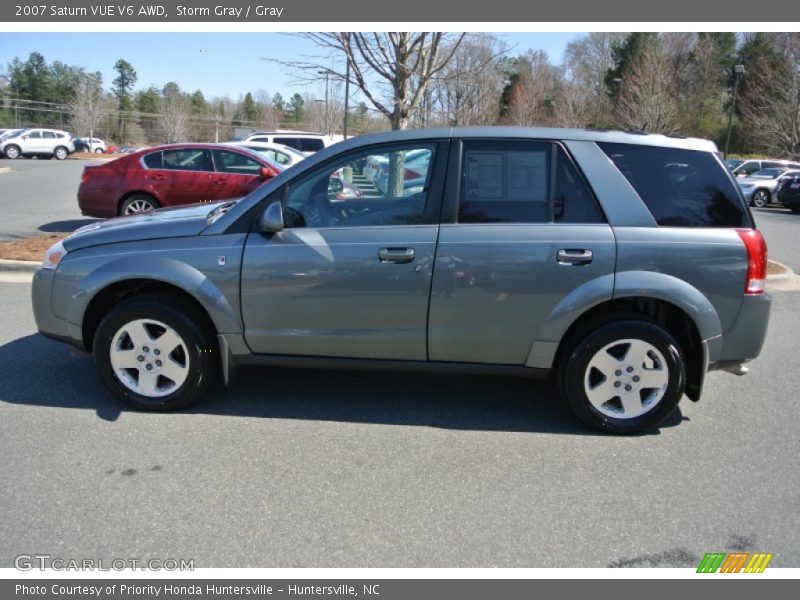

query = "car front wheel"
[4,145,20,159]
[93,294,217,411]
[559,319,686,434]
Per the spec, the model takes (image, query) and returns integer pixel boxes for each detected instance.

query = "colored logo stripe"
[744,553,773,573]
[697,553,726,573]
[697,552,773,573]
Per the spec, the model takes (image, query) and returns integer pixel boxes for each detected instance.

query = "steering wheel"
[306,192,345,227]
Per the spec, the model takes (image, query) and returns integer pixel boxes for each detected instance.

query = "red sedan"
[78,143,282,217]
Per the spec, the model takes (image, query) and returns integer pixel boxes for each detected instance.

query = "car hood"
[63,201,230,251]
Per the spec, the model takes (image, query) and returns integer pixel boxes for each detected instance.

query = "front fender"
[65,255,241,335]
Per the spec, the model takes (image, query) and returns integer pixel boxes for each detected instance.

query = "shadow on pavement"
[0,333,684,435]
[38,218,102,233]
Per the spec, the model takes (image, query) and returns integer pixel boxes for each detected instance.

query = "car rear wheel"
[54,146,68,160]
[93,294,217,411]
[94,148,103,153]
[120,194,160,215]
[752,189,770,208]
[4,145,20,159]
[559,319,686,434]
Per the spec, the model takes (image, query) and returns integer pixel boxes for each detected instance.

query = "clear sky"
[0,32,582,100]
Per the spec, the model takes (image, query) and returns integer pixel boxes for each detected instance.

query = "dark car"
[776,172,800,213]
[78,143,282,217]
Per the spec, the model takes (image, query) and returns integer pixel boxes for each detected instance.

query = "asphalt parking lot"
[1,158,799,568]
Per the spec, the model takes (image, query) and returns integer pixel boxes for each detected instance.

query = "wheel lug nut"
[633,375,640,382]
[626,366,634,373]
[613,381,621,388]
[614,370,622,376]
[145,364,153,371]
[156,360,162,367]
[137,355,144,362]
[154,349,160,356]
[143,346,150,353]
[625,384,632,391]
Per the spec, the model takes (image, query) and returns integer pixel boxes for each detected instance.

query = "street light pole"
[343,58,350,138]
[724,61,746,158]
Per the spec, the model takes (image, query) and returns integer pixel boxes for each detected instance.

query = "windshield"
[725,159,744,170]
[750,168,784,179]
[0,129,24,140]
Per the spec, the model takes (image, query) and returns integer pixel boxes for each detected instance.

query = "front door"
[241,141,447,360]
[210,148,270,200]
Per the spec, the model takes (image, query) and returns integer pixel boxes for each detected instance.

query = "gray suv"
[32,128,771,433]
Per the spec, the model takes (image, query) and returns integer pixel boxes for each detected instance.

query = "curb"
[0,259,39,273]
[767,259,795,281]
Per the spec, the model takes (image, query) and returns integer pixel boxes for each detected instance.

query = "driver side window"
[283,145,435,229]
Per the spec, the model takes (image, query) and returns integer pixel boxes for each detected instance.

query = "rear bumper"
[713,293,772,365]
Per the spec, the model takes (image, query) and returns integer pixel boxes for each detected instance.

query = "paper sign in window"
[465,152,503,200]
[506,151,547,202]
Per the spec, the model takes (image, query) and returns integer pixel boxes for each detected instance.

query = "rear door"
[156,148,214,206]
[428,139,616,364]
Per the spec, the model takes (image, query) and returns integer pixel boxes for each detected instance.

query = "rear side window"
[143,152,163,169]
[597,142,749,228]
[275,137,324,152]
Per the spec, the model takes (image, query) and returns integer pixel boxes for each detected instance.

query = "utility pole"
[724,57,746,158]
[317,70,330,134]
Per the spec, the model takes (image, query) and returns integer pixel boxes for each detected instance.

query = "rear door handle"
[557,249,593,265]
[379,247,415,264]
[150,175,167,181]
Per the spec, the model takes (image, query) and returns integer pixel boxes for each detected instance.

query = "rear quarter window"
[597,142,750,228]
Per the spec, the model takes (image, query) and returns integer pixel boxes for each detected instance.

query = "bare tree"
[564,32,626,127]
[614,43,681,134]
[285,32,467,131]
[503,50,574,127]
[69,72,106,142]
[159,83,189,143]
[424,33,507,126]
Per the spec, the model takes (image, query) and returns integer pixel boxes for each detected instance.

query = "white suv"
[1,128,75,160]
[242,130,342,153]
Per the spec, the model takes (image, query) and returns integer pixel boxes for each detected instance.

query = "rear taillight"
[737,228,768,295]
[80,168,91,184]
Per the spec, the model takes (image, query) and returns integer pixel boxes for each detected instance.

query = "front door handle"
[557,249,593,265]
[379,247,415,264]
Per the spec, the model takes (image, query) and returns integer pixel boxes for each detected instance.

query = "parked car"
[241,130,338,153]
[776,173,800,213]
[737,167,800,208]
[73,136,107,153]
[77,143,282,217]
[224,141,306,168]
[34,127,770,434]
[725,157,800,177]
[0,128,75,160]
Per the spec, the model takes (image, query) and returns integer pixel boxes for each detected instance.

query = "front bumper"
[31,269,83,350]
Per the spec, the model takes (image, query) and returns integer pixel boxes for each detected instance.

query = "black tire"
[4,144,20,159]
[790,207,800,214]
[119,194,160,215]
[751,189,769,208]
[54,146,69,160]
[558,318,686,434]
[94,148,104,153]
[93,294,218,411]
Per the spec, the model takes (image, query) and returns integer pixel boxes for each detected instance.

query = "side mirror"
[259,166,272,180]
[257,200,284,233]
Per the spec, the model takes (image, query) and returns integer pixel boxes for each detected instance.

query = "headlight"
[42,240,67,270]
